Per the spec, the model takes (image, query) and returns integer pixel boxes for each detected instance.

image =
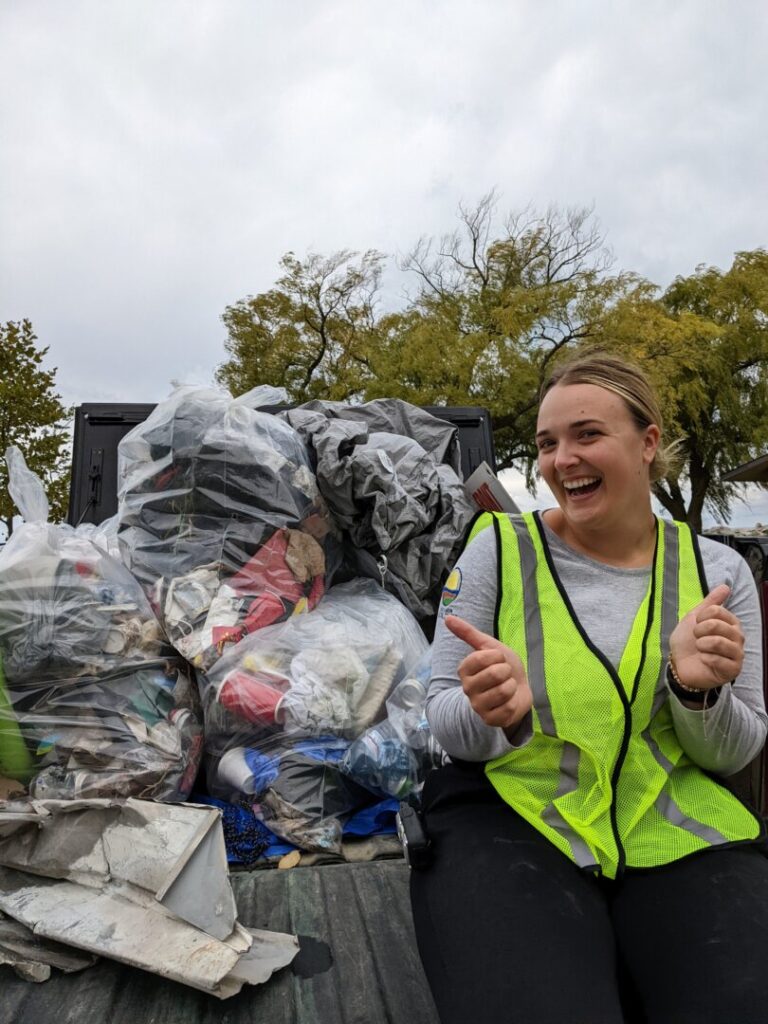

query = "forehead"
[537,382,633,430]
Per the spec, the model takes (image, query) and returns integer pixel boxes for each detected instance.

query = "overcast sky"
[2,1,767,525]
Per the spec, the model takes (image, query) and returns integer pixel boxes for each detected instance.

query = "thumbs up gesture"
[445,615,533,731]
[669,584,745,690]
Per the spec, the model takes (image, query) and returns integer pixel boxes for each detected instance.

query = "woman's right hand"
[445,614,533,733]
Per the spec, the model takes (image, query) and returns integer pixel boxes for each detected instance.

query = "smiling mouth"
[562,476,601,498]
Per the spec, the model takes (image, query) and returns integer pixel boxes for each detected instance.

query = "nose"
[553,440,580,473]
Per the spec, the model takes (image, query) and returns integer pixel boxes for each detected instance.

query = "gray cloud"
[1,0,767,519]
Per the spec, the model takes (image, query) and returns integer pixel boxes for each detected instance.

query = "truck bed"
[0,860,439,1024]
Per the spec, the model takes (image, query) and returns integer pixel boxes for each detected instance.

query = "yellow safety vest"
[467,511,762,880]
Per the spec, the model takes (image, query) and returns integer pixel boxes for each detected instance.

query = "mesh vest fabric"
[466,512,761,879]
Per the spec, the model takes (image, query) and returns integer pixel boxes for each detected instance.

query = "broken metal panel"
[0,798,299,998]
[0,867,297,998]
[0,868,243,991]
[0,798,237,936]
[0,803,113,886]
[157,808,237,939]
[0,910,97,982]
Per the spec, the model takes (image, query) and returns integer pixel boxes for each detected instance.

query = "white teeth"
[562,477,600,490]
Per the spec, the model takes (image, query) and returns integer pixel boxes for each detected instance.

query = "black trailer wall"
[68,403,496,527]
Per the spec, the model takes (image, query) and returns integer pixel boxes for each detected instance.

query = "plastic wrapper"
[341,650,443,798]
[202,579,429,852]
[0,447,203,801]
[77,514,121,560]
[116,385,339,670]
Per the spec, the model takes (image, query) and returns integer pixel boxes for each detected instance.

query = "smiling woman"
[535,353,671,567]
[410,350,768,1024]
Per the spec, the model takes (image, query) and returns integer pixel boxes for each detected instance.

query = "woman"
[411,352,768,1024]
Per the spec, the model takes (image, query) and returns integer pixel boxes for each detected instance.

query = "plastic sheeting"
[202,579,429,852]
[282,400,475,622]
[0,448,202,802]
[116,386,339,669]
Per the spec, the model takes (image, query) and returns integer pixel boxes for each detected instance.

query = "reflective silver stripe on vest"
[654,790,728,845]
[510,518,553,735]
[556,739,580,792]
[541,745,598,871]
[540,741,595,866]
[511,521,596,868]
[642,523,728,848]
[642,520,678,774]
[541,805,598,869]
[658,520,679,691]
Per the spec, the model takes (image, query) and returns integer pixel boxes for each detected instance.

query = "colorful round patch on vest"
[441,568,462,607]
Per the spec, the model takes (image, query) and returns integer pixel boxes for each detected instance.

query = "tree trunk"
[686,445,711,536]
[652,480,688,523]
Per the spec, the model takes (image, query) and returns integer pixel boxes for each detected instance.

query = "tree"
[0,320,71,536]
[387,196,633,476]
[218,196,632,484]
[596,249,768,531]
[217,250,385,403]
[216,204,768,530]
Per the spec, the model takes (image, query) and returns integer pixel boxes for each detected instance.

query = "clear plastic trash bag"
[116,385,339,670]
[202,578,429,852]
[0,446,203,801]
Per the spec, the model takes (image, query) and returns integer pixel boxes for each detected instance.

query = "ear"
[642,424,661,465]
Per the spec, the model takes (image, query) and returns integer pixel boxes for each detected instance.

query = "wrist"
[666,659,721,707]
[503,710,533,746]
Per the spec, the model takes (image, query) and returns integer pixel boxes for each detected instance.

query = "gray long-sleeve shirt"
[426,515,768,776]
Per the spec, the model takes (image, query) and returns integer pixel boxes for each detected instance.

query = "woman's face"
[535,382,660,532]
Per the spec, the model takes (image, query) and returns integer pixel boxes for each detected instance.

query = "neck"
[542,508,657,568]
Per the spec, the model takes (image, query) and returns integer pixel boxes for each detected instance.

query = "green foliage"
[218,196,629,487]
[387,198,632,481]
[217,199,768,529]
[0,320,71,535]
[595,249,768,530]
[217,250,385,403]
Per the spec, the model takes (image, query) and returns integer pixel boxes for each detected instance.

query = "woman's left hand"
[669,583,744,689]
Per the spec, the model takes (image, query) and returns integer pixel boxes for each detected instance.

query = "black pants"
[410,761,768,1024]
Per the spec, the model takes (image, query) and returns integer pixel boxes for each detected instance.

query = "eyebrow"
[535,418,605,440]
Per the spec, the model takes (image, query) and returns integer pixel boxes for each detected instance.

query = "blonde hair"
[540,351,679,482]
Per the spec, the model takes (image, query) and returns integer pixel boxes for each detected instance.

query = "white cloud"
[1,0,768,524]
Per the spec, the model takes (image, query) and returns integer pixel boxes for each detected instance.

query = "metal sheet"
[0,798,237,936]
[0,911,97,981]
[0,799,299,998]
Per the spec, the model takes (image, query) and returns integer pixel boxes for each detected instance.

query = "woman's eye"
[579,430,599,440]
[537,439,554,451]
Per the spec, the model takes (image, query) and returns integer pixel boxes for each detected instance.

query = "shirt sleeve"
[425,521,532,762]
[667,540,768,776]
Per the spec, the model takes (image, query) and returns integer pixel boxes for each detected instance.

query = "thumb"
[698,583,731,610]
[444,614,501,651]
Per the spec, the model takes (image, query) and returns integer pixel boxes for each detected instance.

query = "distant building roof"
[723,453,768,483]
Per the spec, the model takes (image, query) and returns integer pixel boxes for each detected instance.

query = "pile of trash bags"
[1,387,474,854]
[0,448,202,801]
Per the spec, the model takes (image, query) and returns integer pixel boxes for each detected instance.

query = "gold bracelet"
[668,657,707,693]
